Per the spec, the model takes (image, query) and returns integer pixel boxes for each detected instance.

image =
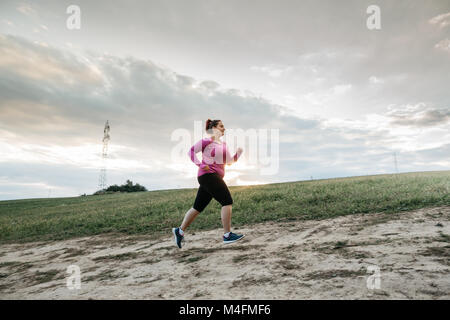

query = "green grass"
[0,171,449,244]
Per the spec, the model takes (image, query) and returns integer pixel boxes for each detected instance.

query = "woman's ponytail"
[205,119,212,131]
[205,119,220,132]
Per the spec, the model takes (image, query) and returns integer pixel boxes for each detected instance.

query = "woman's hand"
[204,165,211,171]
[227,147,243,166]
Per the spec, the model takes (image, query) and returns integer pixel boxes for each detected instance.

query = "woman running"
[172,119,244,248]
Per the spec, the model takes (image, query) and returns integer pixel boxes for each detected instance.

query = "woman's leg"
[197,173,241,240]
[199,174,234,234]
[181,183,212,231]
[221,205,232,234]
[180,207,200,231]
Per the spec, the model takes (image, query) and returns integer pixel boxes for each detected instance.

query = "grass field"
[0,171,449,244]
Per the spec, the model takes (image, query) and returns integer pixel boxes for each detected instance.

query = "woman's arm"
[224,144,243,165]
[188,138,212,166]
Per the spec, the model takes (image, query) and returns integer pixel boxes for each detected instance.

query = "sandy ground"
[0,206,449,300]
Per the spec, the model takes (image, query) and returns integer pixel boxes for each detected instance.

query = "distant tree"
[94,180,147,195]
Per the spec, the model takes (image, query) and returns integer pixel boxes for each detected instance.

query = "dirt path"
[1,206,449,299]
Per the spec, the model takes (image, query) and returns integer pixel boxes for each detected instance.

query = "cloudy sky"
[0,0,449,200]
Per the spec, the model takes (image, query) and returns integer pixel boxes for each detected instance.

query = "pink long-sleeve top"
[188,138,242,178]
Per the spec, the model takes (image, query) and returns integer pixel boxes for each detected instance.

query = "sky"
[0,0,449,200]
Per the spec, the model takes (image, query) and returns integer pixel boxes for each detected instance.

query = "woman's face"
[213,121,225,137]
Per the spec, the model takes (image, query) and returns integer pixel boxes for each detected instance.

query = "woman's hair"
[205,119,221,132]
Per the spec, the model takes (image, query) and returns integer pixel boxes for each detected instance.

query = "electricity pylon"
[98,120,110,190]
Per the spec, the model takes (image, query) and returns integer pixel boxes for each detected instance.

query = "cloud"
[323,102,450,155]
[332,84,352,95]
[2,20,15,27]
[0,34,102,84]
[386,103,450,127]
[429,12,450,29]
[16,3,36,17]
[250,64,293,78]
[0,35,316,176]
[435,39,450,52]
[369,76,384,84]
[0,33,448,200]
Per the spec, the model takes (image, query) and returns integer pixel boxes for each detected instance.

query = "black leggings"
[193,173,233,212]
